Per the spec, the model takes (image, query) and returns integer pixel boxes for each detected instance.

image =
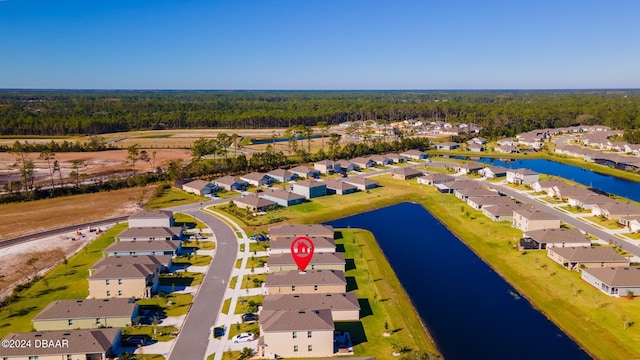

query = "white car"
[232,333,255,343]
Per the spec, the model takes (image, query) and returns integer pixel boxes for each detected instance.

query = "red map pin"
[291,236,315,272]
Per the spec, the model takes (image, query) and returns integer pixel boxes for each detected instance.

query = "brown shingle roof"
[117,227,181,239]
[513,207,558,221]
[129,209,172,219]
[270,236,335,251]
[90,263,160,280]
[583,267,640,287]
[323,179,358,191]
[105,240,179,253]
[33,298,136,321]
[91,255,171,271]
[1,328,119,356]
[265,269,346,287]
[524,228,589,244]
[269,224,334,238]
[268,252,345,266]
[550,246,629,263]
[263,293,359,312]
[234,195,277,208]
[260,309,334,332]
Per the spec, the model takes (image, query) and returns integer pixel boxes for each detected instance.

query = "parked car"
[249,234,268,242]
[213,326,225,338]
[231,333,255,343]
[121,335,149,347]
[242,313,259,322]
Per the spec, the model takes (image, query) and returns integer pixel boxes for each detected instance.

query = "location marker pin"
[290,236,315,272]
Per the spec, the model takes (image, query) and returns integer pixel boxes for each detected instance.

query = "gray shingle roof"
[1,328,119,356]
[583,267,640,287]
[269,224,334,238]
[263,293,359,312]
[91,255,171,271]
[105,240,179,253]
[129,209,172,219]
[550,246,629,263]
[33,298,136,321]
[270,236,336,251]
[524,228,589,244]
[260,309,334,332]
[117,227,181,239]
[265,269,346,287]
[90,263,160,280]
[268,252,345,266]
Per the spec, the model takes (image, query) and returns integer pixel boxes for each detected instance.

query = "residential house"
[182,179,216,196]
[0,328,121,360]
[497,139,518,147]
[262,293,359,321]
[478,166,508,179]
[264,270,347,294]
[32,298,138,331]
[292,180,327,199]
[530,180,568,193]
[435,142,460,150]
[391,167,423,180]
[520,228,591,250]
[400,149,428,160]
[104,240,180,257]
[269,224,334,241]
[469,137,488,145]
[582,266,640,297]
[241,172,274,187]
[116,227,182,242]
[466,196,513,211]
[592,202,640,221]
[267,169,297,183]
[567,194,616,209]
[454,187,497,201]
[268,236,335,255]
[506,168,540,185]
[323,179,358,195]
[467,143,484,152]
[482,203,523,222]
[128,209,174,228]
[233,194,278,212]
[289,165,321,179]
[455,162,484,174]
[314,160,340,174]
[417,173,455,186]
[343,177,378,191]
[90,255,171,276]
[495,144,518,153]
[258,309,334,358]
[517,135,543,148]
[548,185,594,200]
[213,175,249,191]
[385,153,408,163]
[369,155,393,166]
[548,246,629,271]
[336,159,358,172]
[620,215,640,232]
[267,252,346,272]
[351,157,376,169]
[512,208,561,231]
[260,189,306,207]
[89,262,164,299]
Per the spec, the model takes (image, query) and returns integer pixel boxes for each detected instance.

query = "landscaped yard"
[585,216,625,230]
[235,256,267,269]
[181,240,216,251]
[171,254,212,267]
[159,272,204,287]
[145,187,207,209]
[240,274,266,289]
[561,205,592,214]
[136,293,193,317]
[122,325,179,342]
[234,295,264,315]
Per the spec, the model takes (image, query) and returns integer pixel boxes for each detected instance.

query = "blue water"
[327,202,591,360]
[477,158,640,201]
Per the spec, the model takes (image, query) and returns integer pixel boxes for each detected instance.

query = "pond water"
[327,202,591,360]
[477,158,640,202]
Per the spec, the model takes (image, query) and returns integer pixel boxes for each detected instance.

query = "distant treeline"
[1,90,640,140]
[0,136,114,153]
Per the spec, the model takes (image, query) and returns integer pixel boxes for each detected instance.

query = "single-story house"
[0,328,121,360]
[391,167,423,180]
[506,168,540,185]
[467,195,513,210]
[258,309,334,358]
[369,155,393,166]
[548,246,630,271]
[32,298,138,331]
[241,172,274,187]
[620,215,640,232]
[454,187,497,201]
[89,262,163,299]
[268,236,336,255]
[582,266,640,297]
[520,228,591,250]
[323,179,358,195]
[116,227,182,241]
[260,189,306,207]
[417,173,455,186]
[314,160,340,174]
[567,194,616,209]
[269,224,334,241]
[469,136,488,145]
[495,144,518,153]
[233,194,278,212]
[351,157,376,169]
[455,162,485,174]
[267,168,297,182]
[467,143,484,152]
[213,175,249,191]
[104,240,181,257]
[262,292,359,321]
[182,179,216,196]
[385,153,408,163]
[343,177,378,191]
[478,166,508,179]
[267,252,345,272]
[592,202,640,221]
[292,180,327,199]
[400,149,428,160]
[497,139,518,146]
[512,207,561,232]
[548,185,594,200]
[336,159,358,172]
[530,180,567,193]
[482,203,524,222]
[264,269,347,295]
[128,209,174,228]
[435,142,460,150]
[289,165,321,179]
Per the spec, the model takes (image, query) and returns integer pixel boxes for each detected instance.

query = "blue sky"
[0,0,638,90]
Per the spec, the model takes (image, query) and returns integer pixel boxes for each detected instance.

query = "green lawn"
[122,325,179,342]
[145,187,207,209]
[159,272,204,287]
[221,298,231,314]
[585,216,625,230]
[234,295,264,315]
[136,293,193,317]
[249,241,270,253]
[560,205,592,214]
[136,355,166,360]
[227,321,260,339]
[0,223,126,337]
[235,256,267,269]
[171,254,212,267]
[240,274,265,289]
[181,240,216,250]
[228,276,238,289]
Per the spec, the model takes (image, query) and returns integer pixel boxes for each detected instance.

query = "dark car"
[250,234,268,242]
[242,313,259,322]
[213,326,226,338]
[121,335,150,347]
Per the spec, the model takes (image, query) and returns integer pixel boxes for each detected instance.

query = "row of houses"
[0,210,183,359]
[250,224,360,358]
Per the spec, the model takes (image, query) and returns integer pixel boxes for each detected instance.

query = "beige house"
[90,255,171,276]
[89,263,163,299]
[32,298,138,331]
[104,239,180,257]
[592,202,640,221]
[268,236,335,255]
[258,309,334,358]
[391,167,423,180]
[182,179,216,196]
[233,194,278,212]
[0,328,120,360]
[582,266,640,297]
[267,252,345,272]
[269,224,334,241]
[262,293,360,321]
[342,177,378,190]
[314,160,340,174]
[482,203,524,222]
[128,209,174,228]
[512,208,561,232]
[520,228,591,250]
[265,270,347,295]
[547,246,630,271]
[506,168,539,185]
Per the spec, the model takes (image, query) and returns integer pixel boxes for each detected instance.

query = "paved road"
[488,183,640,258]
[167,202,239,360]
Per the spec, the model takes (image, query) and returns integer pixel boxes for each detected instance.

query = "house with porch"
[548,246,629,271]
[520,228,591,250]
[582,266,640,297]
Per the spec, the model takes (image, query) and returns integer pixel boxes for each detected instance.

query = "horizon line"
[1,88,640,92]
